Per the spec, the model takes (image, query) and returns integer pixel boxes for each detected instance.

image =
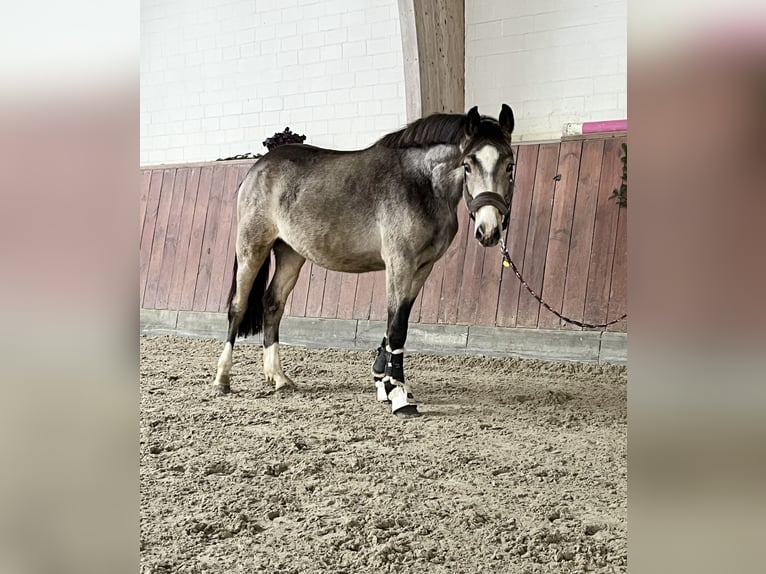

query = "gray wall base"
[140,309,626,365]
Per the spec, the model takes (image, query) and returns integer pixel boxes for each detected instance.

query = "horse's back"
[241,143,406,203]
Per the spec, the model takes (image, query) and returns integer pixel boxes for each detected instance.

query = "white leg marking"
[263,343,280,377]
[213,342,233,388]
[218,342,233,370]
[263,343,293,390]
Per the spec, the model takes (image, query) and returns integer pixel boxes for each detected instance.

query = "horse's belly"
[279,229,385,274]
[311,252,386,273]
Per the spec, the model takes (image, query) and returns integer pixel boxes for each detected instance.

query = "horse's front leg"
[377,261,434,417]
[371,335,389,399]
[383,302,416,418]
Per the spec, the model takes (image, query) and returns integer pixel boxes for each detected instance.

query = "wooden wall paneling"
[155,168,189,309]
[167,167,201,310]
[180,166,213,310]
[352,271,376,320]
[140,170,164,306]
[369,270,388,322]
[304,264,327,317]
[139,169,152,244]
[474,242,503,325]
[496,144,539,327]
[583,137,623,329]
[455,209,485,325]
[538,141,582,329]
[288,262,312,318]
[560,140,605,329]
[607,199,627,332]
[336,273,359,320]
[143,168,176,309]
[192,165,226,311]
[516,143,560,328]
[320,270,343,318]
[418,257,445,324]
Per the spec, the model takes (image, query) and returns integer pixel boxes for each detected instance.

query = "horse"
[213,105,516,417]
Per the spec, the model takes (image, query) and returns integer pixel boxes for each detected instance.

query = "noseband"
[463,183,510,230]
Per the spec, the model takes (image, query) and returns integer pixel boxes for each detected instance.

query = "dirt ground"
[140,335,626,574]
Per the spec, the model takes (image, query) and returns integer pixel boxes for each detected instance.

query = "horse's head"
[460,104,515,247]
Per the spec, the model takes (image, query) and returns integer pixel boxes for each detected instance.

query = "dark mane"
[376,113,467,148]
[377,112,508,150]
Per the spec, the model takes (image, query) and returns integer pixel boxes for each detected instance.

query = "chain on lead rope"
[498,239,626,329]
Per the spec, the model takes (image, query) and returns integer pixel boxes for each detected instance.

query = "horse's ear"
[499,104,515,135]
[465,106,481,137]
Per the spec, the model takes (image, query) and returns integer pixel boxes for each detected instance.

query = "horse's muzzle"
[475,224,501,247]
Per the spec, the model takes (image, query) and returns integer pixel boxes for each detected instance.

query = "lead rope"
[498,238,627,329]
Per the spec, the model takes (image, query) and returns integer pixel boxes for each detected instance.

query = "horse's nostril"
[475,225,484,240]
[492,228,501,242]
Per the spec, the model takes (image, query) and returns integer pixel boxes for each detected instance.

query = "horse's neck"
[422,145,463,205]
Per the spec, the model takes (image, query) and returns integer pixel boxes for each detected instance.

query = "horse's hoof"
[274,381,295,393]
[394,405,421,418]
[212,383,231,395]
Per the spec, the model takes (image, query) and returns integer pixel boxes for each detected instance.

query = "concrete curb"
[140,309,627,365]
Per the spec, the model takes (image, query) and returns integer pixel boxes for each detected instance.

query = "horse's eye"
[463,163,471,174]
[506,163,514,173]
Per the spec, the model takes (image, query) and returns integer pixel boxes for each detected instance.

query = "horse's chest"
[426,211,459,260]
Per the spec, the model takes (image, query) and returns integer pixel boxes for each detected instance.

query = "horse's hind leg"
[213,240,274,394]
[262,240,305,391]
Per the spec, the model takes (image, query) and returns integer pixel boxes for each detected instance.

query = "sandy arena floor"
[140,335,626,573]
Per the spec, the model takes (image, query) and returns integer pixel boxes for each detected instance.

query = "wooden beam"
[399,0,465,117]
[397,0,422,121]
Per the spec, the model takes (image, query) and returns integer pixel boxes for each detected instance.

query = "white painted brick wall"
[466,0,627,142]
[141,0,406,165]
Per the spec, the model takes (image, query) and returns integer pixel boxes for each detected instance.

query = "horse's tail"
[226,252,271,338]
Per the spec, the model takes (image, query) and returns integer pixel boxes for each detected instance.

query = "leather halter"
[463,183,511,230]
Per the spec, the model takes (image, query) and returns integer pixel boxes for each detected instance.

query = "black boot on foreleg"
[383,297,419,417]
[372,337,393,402]
[385,346,419,418]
